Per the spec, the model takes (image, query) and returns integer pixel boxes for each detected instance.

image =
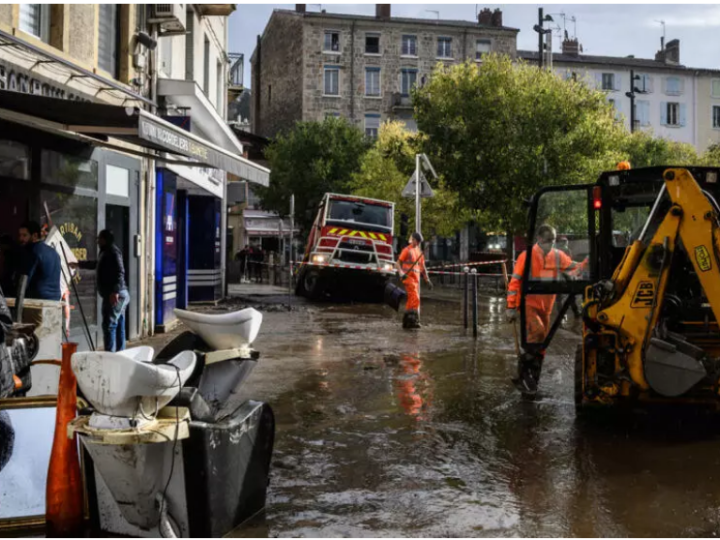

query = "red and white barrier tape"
[426,259,506,270]
[426,270,505,277]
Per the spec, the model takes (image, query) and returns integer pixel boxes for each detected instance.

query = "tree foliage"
[349,121,470,238]
[257,118,371,233]
[412,54,627,234]
[616,129,699,168]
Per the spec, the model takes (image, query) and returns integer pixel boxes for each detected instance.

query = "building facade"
[251,4,519,138]
[0,4,269,345]
[520,38,720,153]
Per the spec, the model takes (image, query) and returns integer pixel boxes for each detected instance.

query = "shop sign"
[0,58,93,102]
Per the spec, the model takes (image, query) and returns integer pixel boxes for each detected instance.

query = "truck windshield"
[327,200,392,230]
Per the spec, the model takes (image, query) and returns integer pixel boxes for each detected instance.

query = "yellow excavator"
[518,166,720,408]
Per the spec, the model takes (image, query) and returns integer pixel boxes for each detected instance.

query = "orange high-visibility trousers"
[405,279,420,312]
[526,305,552,347]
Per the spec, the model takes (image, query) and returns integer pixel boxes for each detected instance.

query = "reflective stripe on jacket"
[399,246,426,283]
[507,244,575,312]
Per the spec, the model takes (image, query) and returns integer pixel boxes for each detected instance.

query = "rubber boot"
[512,352,543,396]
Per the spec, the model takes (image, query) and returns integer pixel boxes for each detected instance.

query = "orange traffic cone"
[46,342,84,537]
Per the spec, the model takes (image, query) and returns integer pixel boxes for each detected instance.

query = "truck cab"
[296,193,396,300]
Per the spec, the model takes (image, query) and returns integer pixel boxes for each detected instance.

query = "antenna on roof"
[425,9,439,21]
[655,19,666,49]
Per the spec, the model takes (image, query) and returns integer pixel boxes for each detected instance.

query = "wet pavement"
[199,291,720,537]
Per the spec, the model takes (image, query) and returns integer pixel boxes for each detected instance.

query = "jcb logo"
[695,245,712,272]
[631,281,655,308]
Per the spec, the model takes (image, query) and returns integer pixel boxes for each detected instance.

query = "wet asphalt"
[215,290,720,538]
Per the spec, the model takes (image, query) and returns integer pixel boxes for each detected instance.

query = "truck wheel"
[295,268,307,297]
[574,344,584,412]
[303,270,321,300]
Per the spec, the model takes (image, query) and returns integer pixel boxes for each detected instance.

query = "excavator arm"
[595,168,720,397]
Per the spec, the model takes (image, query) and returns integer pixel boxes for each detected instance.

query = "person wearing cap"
[396,231,433,329]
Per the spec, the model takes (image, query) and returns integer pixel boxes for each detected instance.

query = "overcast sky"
[229,4,720,89]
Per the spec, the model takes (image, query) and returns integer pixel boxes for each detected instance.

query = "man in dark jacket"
[97,230,129,352]
[18,221,61,301]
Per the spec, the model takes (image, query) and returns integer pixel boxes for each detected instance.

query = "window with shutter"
[324,31,340,52]
[365,115,381,139]
[19,4,50,42]
[475,40,491,60]
[365,68,381,97]
[437,37,452,59]
[665,102,680,126]
[666,77,682,95]
[712,79,720,98]
[401,68,417,96]
[401,35,417,56]
[98,4,120,78]
[679,103,687,126]
[324,67,340,96]
[601,73,615,91]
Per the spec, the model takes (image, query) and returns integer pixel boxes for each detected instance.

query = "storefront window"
[0,140,30,180]
[41,150,98,190]
[39,190,98,332]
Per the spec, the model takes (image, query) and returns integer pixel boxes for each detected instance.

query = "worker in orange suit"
[506,224,585,395]
[396,232,432,329]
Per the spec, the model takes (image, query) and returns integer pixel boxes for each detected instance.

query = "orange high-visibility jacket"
[507,244,580,312]
[399,246,426,284]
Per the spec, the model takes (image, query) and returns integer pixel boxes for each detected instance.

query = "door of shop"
[100,153,140,341]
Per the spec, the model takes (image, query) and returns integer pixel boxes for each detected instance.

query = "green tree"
[700,143,720,166]
[617,130,699,168]
[349,121,470,238]
[412,55,627,235]
[257,118,371,234]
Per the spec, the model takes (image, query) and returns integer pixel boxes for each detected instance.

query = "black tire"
[574,344,584,411]
[303,269,322,300]
[294,267,307,297]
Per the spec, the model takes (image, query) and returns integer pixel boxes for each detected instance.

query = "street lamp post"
[625,69,643,133]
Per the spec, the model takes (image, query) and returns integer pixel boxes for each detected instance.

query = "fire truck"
[295,193,396,300]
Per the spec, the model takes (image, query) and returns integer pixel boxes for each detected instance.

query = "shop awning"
[0,90,269,186]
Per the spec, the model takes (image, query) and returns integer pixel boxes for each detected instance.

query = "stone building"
[251,4,519,138]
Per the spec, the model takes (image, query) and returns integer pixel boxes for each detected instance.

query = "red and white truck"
[295,193,396,300]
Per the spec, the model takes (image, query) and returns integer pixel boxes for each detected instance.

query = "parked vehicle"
[296,193,396,300]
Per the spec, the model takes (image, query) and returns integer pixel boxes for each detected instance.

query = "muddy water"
[229,295,720,537]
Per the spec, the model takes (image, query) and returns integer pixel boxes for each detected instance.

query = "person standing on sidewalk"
[396,232,433,329]
[96,230,129,352]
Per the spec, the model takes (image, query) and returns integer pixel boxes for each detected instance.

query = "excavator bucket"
[645,338,707,397]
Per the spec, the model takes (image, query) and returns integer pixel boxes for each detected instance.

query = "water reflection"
[393,353,431,420]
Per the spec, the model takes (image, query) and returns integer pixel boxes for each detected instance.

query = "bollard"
[471,268,478,338]
[463,266,469,329]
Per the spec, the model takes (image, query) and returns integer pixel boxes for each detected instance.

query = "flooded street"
[223,292,720,537]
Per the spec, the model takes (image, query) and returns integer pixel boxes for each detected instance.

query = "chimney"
[665,39,680,64]
[490,8,503,27]
[478,8,492,26]
[295,4,306,13]
[376,4,391,18]
[562,38,580,57]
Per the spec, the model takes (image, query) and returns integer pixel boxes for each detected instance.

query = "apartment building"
[0,4,269,343]
[251,4,519,138]
[520,38,720,153]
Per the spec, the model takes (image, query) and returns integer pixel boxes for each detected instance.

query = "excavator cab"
[519,166,720,408]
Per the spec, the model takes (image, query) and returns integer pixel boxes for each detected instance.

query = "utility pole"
[537,8,544,69]
[415,153,421,235]
[625,69,643,133]
[533,8,553,69]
